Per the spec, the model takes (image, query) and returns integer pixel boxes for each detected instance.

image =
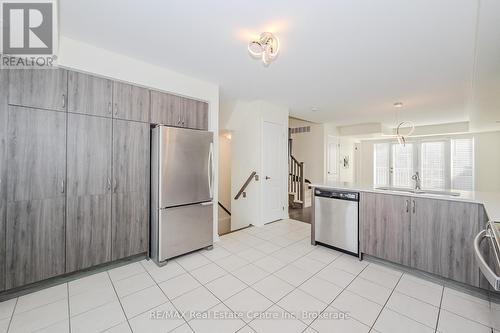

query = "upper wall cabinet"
[150,90,181,127]
[68,72,113,117]
[9,68,68,112]
[113,82,150,122]
[184,99,209,130]
[151,90,209,130]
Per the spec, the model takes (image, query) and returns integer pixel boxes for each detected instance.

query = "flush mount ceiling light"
[248,32,280,65]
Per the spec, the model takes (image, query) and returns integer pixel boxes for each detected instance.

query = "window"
[373,137,474,191]
[421,141,446,189]
[451,138,474,190]
[374,143,390,186]
[392,144,414,188]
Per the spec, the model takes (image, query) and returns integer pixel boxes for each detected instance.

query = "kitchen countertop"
[310,182,500,222]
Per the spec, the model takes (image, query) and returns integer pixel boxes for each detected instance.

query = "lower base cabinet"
[112,191,149,260]
[361,192,483,288]
[360,192,411,266]
[66,195,112,272]
[6,198,66,289]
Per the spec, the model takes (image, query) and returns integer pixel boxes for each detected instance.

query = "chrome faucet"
[411,172,421,190]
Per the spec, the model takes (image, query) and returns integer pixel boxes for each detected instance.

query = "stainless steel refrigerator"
[150,126,214,264]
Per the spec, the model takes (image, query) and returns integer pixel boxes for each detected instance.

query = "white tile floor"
[0,218,498,333]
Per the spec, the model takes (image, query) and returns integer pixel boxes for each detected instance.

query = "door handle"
[60,179,65,194]
[108,102,112,115]
[113,178,118,193]
[412,200,416,214]
[265,176,271,180]
[106,178,111,191]
[201,202,213,206]
[62,94,66,109]
[208,143,214,198]
[114,103,118,116]
[405,200,409,213]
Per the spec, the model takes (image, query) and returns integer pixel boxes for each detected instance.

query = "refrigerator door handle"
[208,142,214,198]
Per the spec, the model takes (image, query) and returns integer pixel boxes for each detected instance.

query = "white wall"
[474,131,500,191]
[58,36,221,239]
[289,118,325,183]
[357,131,500,192]
[224,100,289,228]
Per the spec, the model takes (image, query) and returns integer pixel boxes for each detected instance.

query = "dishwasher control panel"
[315,189,359,201]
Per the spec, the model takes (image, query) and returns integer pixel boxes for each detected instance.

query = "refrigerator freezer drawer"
[159,202,213,261]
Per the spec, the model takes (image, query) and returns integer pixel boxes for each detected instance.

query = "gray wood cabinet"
[184,99,209,130]
[66,114,112,273]
[412,197,480,286]
[150,90,181,126]
[360,192,411,265]
[68,72,113,117]
[5,106,66,288]
[151,90,209,130]
[0,69,8,291]
[113,82,150,122]
[410,197,442,275]
[8,69,68,112]
[112,120,149,260]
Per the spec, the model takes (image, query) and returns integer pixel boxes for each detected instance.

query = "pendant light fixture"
[382,102,415,146]
[248,32,280,65]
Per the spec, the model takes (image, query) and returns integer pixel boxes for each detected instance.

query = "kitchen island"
[310,182,500,291]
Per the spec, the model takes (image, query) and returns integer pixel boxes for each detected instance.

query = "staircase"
[289,154,311,208]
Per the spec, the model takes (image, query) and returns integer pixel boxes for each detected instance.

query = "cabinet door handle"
[106,178,111,191]
[405,200,409,213]
[61,179,65,194]
[62,94,66,109]
[113,178,118,193]
[108,102,112,115]
[412,200,416,214]
[114,103,118,116]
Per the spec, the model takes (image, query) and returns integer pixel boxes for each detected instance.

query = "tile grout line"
[106,271,134,333]
[139,260,193,333]
[365,270,403,333]
[303,258,372,332]
[67,283,72,333]
[434,285,445,333]
[5,297,18,333]
[178,224,317,329]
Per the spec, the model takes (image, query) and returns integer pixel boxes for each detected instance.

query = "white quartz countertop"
[310,182,500,222]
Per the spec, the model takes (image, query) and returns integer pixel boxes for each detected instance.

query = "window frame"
[373,135,474,190]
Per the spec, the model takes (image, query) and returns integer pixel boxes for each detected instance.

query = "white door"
[327,136,339,182]
[262,121,284,223]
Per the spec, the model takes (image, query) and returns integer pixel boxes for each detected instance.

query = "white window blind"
[451,138,474,190]
[421,141,446,189]
[374,143,390,186]
[391,144,414,188]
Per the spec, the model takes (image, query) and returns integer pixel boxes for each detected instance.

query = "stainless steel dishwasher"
[313,188,359,256]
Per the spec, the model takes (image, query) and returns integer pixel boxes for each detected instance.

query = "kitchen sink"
[375,186,460,197]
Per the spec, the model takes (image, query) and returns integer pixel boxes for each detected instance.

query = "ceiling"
[60,0,500,127]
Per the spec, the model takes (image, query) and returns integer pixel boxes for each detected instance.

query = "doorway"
[262,121,285,224]
[327,135,340,182]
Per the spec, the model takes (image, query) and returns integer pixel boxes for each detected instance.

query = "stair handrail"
[289,155,305,203]
[234,171,258,200]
